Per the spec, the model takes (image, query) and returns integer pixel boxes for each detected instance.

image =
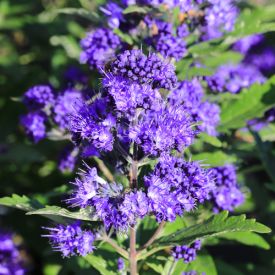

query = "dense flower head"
[64,66,88,85]
[155,33,187,61]
[69,164,149,231]
[110,49,177,90]
[80,28,121,69]
[210,165,244,212]
[145,155,215,222]
[53,88,84,130]
[102,74,161,117]
[58,145,78,173]
[69,98,115,152]
[172,240,201,263]
[169,79,220,136]
[43,222,95,257]
[206,63,266,94]
[23,84,54,110]
[129,104,196,156]
[202,0,238,40]
[0,230,25,275]
[20,111,46,143]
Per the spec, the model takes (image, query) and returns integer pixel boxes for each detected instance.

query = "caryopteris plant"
[2,0,275,274]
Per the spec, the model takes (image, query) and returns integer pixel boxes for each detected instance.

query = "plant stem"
[129,142,138,274]
[138,221,166,252]
[130,227,137,275]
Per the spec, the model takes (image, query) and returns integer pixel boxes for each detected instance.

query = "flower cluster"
[80,28,121,69]
[0,230,25,275]
[169,79,220,136]
[206,63,266,94]
[210,165,244,212]
[43,222,96,257]
[145,155,215,222]
[172,240,201,263]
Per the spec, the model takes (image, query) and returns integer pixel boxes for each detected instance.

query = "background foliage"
[1,0,275,274]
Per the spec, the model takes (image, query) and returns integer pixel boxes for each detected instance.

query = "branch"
[101,235,128,259]
[138,221,166,252]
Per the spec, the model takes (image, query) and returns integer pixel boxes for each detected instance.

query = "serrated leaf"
[84,254,116,275]
[123,5,148,14]
[219,232,270,250]
[158,211,271,247]
[0,194,43,212]
[192,151,236,167]
[26,206,97,222]
[219,76,275,132]
[161,217,187,238]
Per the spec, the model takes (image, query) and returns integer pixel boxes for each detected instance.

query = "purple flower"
[168,79,203,108]
[80,28,120,69]
[210,165,244,212]
[169,80,220,136]
[177,24,190,38]
[145,155,215,222]
[110,49,177,90]
[58,145,78,173]
[206,64,266,94]
[100,2,124,29]
[233,34,264,54]
[130,104,196,156]
[193,101,220,136]
[0,230,26,275]
[155,33,187,61]
[42,222,95,257]
[244,46,275,76]
[69,99,115,152]
[20,111,46,143]
[172,240,201,263]
[202,0,238,40]
[53,88,84,130]
[117,257,125,271]
[102,74,161,117]
[23,85,54,110]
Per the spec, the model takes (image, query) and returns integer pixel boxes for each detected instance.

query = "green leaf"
[113,28,134,45]
[123,5,149,14]
[186,67,214,79]
[251,131,275,183]
[84,254,116,275]
[26,206,97,222]
[158,211,271,247]
[198,133,223,148]
[0,194,43,212]
[192,151,236,167]
[219,76,275,132]
[181,252,217,275]
[218,232,270,250]
[55,8,99,22]
[161,217,187,238]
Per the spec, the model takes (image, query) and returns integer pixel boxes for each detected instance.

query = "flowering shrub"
[1,0,275,274]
